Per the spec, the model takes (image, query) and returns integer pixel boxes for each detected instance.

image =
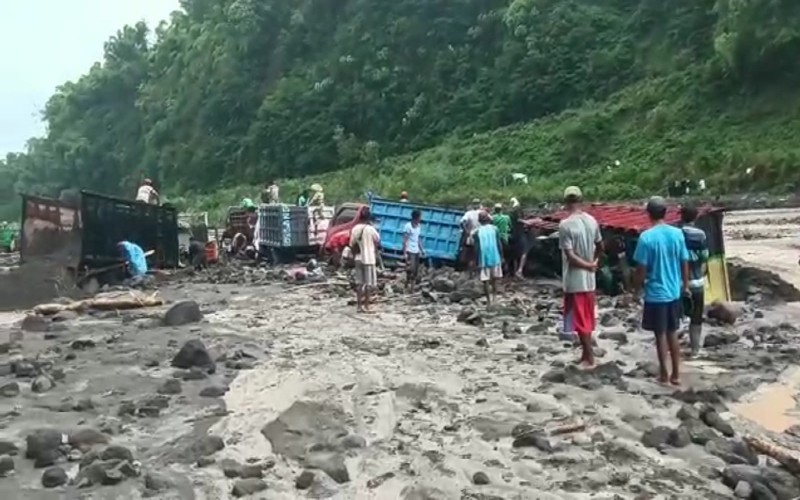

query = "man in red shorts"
[558,186,603,366]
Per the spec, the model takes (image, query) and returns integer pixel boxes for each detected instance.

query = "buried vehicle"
[20,190,179,272]
[323,196,465,266]
[256,204,333,263]
[525,203,731,304]
[0,222,19,252]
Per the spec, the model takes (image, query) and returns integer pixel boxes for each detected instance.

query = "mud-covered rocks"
[25,429,65,463]
[541,362,623,390]
[232,478,268,497]
[472,471,490,485]
[70,338,96,350]
[707,302,739,325]
[186,435,225,461]
[457,308,483,326]
[0,440,18,456]
[157,379,182,395]
[144,471,175,491]
[21,314,50,332]
[0,381,19,398]
[68,428,110,451]
[295,470,315,490]
[703,331,741,348]
[222,460,264,479]
[101,445,134,463]
[641,426,672,449]
[722,464,800,500]
[31,374,54,393]
[76,458,139,486]
[430,277,456,293]
[0,456,14,477]
[41,466,68,487]
[701,407,735,437]
[199,385,228,398]
[171,339,215,371]
[598,331,628,344]
[681,419,720,445]
[163,300,203,326]
[306,452,350,483]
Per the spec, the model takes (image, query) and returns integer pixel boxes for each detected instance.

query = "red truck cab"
[322,202,369,260]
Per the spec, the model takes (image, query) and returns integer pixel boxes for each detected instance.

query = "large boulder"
[163,301,203,327]
[171,339,214,371]
[25,429,65,462]
[41,466,68,488]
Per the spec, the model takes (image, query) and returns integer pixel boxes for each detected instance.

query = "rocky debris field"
[0,260,799,499]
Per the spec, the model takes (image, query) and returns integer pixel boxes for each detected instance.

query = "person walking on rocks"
[558,186,602,367]
[680,204,708,357]
[633,196,690,385]
[350,210,381,313]
[475,212,503,304]
[403,209,425,293]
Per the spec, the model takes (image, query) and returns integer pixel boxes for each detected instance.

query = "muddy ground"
[0,209,799,499]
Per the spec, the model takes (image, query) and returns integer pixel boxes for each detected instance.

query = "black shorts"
[642,300,682,335]
[682,289,704,326]
[406,253,421,281]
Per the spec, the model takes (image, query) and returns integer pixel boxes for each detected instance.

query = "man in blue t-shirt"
[475,212,503,305]
[632,197,689,386]
[117,241,148,285]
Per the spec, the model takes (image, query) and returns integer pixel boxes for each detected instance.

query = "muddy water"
[732,366,800,433]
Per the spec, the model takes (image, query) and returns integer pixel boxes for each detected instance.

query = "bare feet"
[658,372,669,385]
[670,375,681,386]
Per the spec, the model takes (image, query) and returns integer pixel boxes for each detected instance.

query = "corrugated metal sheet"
[524,203,722,234]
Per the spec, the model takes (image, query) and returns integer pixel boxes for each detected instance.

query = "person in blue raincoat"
[117,241,148,282]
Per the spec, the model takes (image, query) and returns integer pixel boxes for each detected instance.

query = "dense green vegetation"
[2,0,800,221]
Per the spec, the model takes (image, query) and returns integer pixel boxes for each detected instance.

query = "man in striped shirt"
[680,204,709,357]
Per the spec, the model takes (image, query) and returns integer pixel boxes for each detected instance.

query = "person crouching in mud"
[117,241,148,287]
[474,212,503,305]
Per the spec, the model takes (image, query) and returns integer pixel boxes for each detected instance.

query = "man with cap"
[349,209,381,313]
[558,186,603,367]
[400,191,410,203]
[632,196,689,385]
[136,179,159,205]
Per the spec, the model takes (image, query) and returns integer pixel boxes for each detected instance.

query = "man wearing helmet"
[136,179,160,205]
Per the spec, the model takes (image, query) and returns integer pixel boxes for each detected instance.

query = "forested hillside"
[2,0,800,219]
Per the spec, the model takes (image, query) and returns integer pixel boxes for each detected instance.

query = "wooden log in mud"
[744,435,800,475]
[549,422,586,436]
[33,291,162,315]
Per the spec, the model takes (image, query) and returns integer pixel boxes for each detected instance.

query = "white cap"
[563,186,583,200]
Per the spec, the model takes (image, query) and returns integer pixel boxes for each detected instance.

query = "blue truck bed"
[369,196,464,263]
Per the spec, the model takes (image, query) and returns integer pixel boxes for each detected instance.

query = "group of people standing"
[558,187,708,386]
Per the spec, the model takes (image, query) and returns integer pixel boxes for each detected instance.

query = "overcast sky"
[0,0,180,157]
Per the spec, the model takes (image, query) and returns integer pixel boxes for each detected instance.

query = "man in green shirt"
[492,203,511,272]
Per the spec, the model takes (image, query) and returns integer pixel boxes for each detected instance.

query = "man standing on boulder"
[633,196,689,385]
[558,186,602,367]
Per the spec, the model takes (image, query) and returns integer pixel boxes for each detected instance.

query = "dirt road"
[0,260,799,499]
